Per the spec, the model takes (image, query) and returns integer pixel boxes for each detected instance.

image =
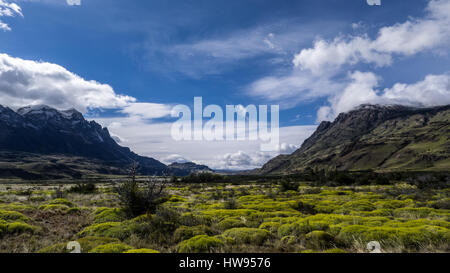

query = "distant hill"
[0,105,209,179]
[257,104,450,174]
[167,162,213,176]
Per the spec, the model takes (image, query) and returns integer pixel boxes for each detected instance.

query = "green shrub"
[216,218,246,231]
[168,195,187,203]
[223,198,239,209]
[0,203,35,212]
[29,196,46,202]
[38,237,121,253]
[6,222,39,234]
[68,183,97,194]
[393,207,434,219]
[336,225,449,249]
[280,235,298,245]
[278,220,329,237]
[342,200,376,212]
[178,235,224,253]
[48,198,75,207]
[78,222,123,238]
[222,228,270,245]
[0,210,29,222]
[38,204,70,212]
[299,249,317,253]
[89,243,133,253]
[124,248,160,253]
[291,201,317,214]
[324,248,347,253]
[305,231,334,249]
[93,208,126,224]
[259,222,281,233]
[174,225,213,242]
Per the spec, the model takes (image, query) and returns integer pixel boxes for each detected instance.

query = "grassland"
[0,179,449,253]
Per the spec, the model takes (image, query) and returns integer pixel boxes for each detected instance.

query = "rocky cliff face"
[0,105,167,176]
[258,104,450,174]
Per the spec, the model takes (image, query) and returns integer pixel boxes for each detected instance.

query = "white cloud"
[0,53,136,112]
[382,74,450,106]
[279,143,299,154]
[163,154,190,164]
[66,0,80,6]
[248,69,344,108]
[95,115,317,170]
[294,0,450,74]
[120,102,172,119]
[293,36,392,74]
[317,72,450,121]
[0,0,23,31]
[249,0,450,120]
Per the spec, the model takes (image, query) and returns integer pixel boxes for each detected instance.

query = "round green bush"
[78,222,122,238]
[178,235,224,253]
[324,248,347,253]
[216,218,246,231]
[0,210,29,222]
[342,200,376,212]
[280,235,298,245]
[124,248,160,253]
[89,243,133,253]
[222,228,270,245]
[38,204,70,212]
[6,222,39,234]
[259,222,281,233]
[174,225,213,242]
[48,198,75,207]
[305,231,334,249]
[93,208,126,224]
[38,237,121,253]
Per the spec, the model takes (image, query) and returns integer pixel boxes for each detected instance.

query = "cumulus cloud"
[248,69,344,108]
[317,72,450,121]
[120,102,172,119]
[249,0,450,119]
[219,151,275,170]
[163,154,191,164]
[66,0,80,6]
[279,143,299,154]
[0,53,136,112]
[96,114,317,170]
[294,0,450,74]
[0,0,22,31]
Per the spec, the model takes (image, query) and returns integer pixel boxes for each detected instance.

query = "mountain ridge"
[257,104,450,174]
[0,104,209,178]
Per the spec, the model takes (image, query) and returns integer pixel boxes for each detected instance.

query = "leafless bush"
[115,163,168,217]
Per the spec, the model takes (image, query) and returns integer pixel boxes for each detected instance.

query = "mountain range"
[0,105,209,179]
[0,103,448,180]
[257,104,450,174]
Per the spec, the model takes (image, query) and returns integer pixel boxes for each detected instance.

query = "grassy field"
[0,179,449,253]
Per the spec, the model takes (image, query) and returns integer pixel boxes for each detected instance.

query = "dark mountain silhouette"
[0,105,208,179]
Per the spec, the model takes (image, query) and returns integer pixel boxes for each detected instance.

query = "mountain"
[258,104,450,174]
[0,105,169,178]
[167,162,213,176]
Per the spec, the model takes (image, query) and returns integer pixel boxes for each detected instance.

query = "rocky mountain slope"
[258,104,450,174]
[0,105,208,179]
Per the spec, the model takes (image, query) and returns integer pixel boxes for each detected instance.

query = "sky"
[0,0,449,169]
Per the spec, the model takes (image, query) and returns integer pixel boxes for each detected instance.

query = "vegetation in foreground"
[0,176,449,253]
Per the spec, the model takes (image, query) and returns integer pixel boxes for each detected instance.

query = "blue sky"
[0,0,449,169]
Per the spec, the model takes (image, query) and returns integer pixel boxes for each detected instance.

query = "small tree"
[116,163,168,217]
